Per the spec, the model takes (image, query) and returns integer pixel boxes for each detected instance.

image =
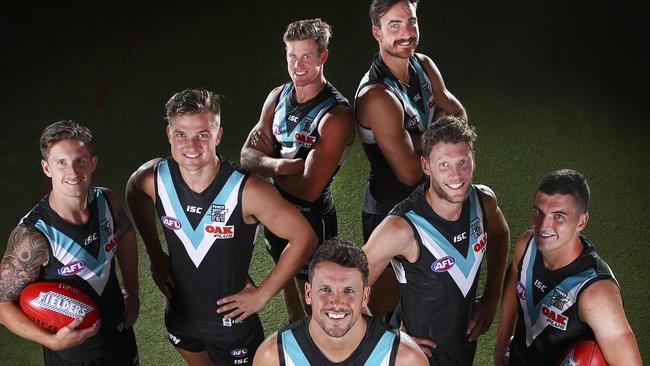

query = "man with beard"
[252,239,427,366]
[355,0,467,322]
[241,19,354,323]
[363,116,509,366]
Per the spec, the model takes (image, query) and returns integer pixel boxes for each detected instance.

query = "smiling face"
[306,261,369,338]
[41,139,97,199]
[372,0,419,59]
[285,38,328,88]
[166,111,222,173]
[422,141,474,204]
[531,191,589,254]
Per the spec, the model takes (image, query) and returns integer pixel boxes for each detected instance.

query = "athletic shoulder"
[253,331,280,366]
[396,330,429,365]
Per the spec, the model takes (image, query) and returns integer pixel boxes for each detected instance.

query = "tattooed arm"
[102,188,139,328]
[0,224,100,350]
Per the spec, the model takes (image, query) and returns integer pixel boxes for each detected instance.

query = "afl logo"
[432,256,455,272]
[230,348,248,358]
[516,281,527,300]
[58,260,87,276]
[161,216,182,230]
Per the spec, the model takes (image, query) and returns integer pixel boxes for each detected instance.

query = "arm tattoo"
[0,225,49,302]
[114,206,134,237]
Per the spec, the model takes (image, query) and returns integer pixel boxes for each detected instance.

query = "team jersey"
[20,188,126,361]
[277,315,399,366]
[509,236,616,365]
[272,81,350,209]
[355,54,436,214]
[389,183,487,352]
[154,157,260,338]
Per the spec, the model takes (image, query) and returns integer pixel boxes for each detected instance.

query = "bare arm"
[416,53,467,122]
[217,175,317,321]
[494,231,531,366]
[125,158,174,299]
[102,188,139,328]
[396,331,431,365]
[274,104,354,201]
[356,85,423,186]
[579,279,642,366]
[252,332,280,366]
[467,185,510,341]
[0,225,99,350]
[240,87,304,177]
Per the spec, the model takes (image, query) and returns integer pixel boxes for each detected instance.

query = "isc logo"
[288,115,299,122]
[230,348,248,358]
[58,260,87,276]
[453,232,467,243]
[161,216,182,230]
[541,304,568,331]
[432,256,455,272]
[204,224,235,239]
[294,132,316,145]
[186,205,202,214]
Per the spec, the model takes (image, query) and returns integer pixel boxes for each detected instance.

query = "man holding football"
[494,169,641,365]
[0,120,140,365]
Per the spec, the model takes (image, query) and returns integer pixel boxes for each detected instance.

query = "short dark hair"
[165,88,222,124]
[308,239,369,286]
[39,120,94,159]
[537,169,590,213]
[284,18,332,53]
[421,115,476,157]
[369,0,419,27]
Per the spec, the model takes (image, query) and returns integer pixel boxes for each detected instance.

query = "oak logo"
[541,304,568,331]
[204,224,235,239]
[294,132,316,146]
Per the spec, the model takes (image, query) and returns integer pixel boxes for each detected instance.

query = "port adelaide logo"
[206,204,234,239]
[210,204,228,223]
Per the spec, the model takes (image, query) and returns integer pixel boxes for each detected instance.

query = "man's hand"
[275,158,305,176]
[467,295,498,341]
[122,289,140,329]
[216,281,270,323]
[149,253,174,299]
[249,128,275,153]
[493,340,510,366]
[410,335,437,358]
[49,317,101,351]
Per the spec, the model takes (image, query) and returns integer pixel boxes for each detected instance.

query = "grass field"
[1,2,648,365]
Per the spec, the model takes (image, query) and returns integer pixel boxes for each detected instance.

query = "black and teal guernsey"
[509,236,616,365]
[355,54,435,214]
[272,81,350,210]
[154,157,261,338]
[277,316,399,366]
[20,188,127,361]
[389,183,487,352]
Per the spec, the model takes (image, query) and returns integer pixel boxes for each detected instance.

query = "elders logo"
[31,291,93,318]
[161,216,182,230]
[204,224,235,239]
[541,304,568,331]
[58,260,87,276]
[432,256,455,272]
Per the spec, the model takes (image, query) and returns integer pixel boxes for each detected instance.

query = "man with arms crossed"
[363,116,509,365]
[356,0,467,321]
[253,239,428,366]
[241,19,354,322]
[0,120,139,365]
[494,170,641,365]
[127,89,316,366]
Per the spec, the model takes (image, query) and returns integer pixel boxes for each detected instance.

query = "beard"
[431,179,468,204]
[313,312,359,338]
[384,37,419,59]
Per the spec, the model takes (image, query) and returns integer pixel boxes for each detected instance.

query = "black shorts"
[165,314,264,365]
[42,327,138,366]
[265,206,337,280]
[362,210,387,243]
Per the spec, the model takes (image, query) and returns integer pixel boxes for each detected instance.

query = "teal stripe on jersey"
[157,160,244,248]
[410,57,433,125]
[281,329,310,366]
[34,219,106,277]
[523,240,597,323]
[364,331,395,366]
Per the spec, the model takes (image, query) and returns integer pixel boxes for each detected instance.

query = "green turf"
[1,3,648,365]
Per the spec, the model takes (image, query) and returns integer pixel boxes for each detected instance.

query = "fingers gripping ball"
[557,339,608,366]
[19,281,99,332]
